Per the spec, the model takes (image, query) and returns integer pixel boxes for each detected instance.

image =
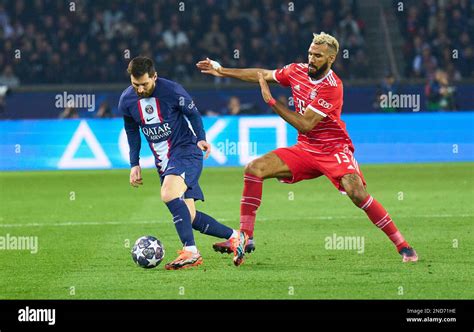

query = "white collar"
[309,69,333,84]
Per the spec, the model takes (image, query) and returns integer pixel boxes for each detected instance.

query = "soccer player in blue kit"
[119,57,249,270]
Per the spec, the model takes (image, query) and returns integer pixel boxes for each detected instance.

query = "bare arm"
[219,67,275,83]
[196,57,275,83]
[257,72,323,133]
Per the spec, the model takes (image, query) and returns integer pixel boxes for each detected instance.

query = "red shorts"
[273,143,366,193]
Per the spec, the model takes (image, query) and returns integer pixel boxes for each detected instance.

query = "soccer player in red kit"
[197,32,418,265]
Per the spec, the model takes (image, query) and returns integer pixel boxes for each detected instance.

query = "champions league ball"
[131,236,165,268]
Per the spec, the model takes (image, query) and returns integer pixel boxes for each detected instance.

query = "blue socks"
[192,211,233,239]
[165,198,195,247]
[166,197,233,247]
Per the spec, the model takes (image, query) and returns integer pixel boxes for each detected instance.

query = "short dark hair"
[127,56,156,78]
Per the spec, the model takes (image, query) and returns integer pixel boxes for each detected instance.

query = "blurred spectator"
[203,108,220,117]
[338,11,364,53]
[458,42,474,78]
[0,65,20,88]
[162,15,189,49]
[201,21,227,58]
[425,69,457,110]
[374,72,400,112]
[96,101,113,118]
[380,72,399,94]
[413,45,438,78]
[58,107,79,119]
[222,96,260,115]
[103,3,124,39]
[0,85,9,117]
[349,49,369,78]
[224,96,241,115]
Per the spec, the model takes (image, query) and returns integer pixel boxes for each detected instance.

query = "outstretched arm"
[196,57,275,83]
[257,72,324,134]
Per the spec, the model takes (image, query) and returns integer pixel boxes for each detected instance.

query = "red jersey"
[273,63,354,152]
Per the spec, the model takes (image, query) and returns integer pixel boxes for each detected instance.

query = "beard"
[136,82,155,98]
[308,61,329,79]
[138,92,150,98]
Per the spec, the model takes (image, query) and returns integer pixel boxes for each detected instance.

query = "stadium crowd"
[0,0,366,85]
[1,0,472,115]
[396,0,473,80]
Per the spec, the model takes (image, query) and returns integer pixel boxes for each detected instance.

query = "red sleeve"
[307,84,342,117]
[273,63,296,87]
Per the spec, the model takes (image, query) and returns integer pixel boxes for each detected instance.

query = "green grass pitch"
[0,163,472,299]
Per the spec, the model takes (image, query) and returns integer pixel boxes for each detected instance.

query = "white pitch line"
[0,214,472,228]
[0,220,167,228]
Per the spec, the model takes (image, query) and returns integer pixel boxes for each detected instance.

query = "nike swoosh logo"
[146,117,155,121]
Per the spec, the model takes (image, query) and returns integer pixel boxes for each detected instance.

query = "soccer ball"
[131,235,165,268]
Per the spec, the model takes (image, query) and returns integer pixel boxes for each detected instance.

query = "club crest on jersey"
[139,98,162,125]
[145,105,154,114]
[310,90,317,100]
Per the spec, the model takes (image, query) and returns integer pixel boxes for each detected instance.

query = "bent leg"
[240,152,292,237]
[244,152,292,179]
[187,198,235,240]
[161,175,187,203]
[341,173,411,253]
[340,173,369,206]
[161,175,196,249]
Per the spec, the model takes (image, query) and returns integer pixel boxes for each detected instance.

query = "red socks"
[239,174,409,252]
[359,195,408,251]
[239,174,263,238]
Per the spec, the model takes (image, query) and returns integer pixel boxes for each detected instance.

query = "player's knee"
[341,175,367,206]
[160,188,180,203]
[245,160,266,178]
[347,187,368,206]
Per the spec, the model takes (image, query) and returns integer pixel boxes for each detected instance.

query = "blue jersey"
[118,77,206,173]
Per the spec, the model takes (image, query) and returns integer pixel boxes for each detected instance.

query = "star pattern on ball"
[148,239,160,252]
[132,236,164,268]
[147,255,161,267]
[133,245,145,260]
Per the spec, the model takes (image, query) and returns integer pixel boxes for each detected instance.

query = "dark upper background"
[0,0,473,118]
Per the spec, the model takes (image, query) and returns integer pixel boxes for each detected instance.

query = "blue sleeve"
[119,91,141,167]
[123,116,141,167]
[175,84,206,142]
[118,92,129,116]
